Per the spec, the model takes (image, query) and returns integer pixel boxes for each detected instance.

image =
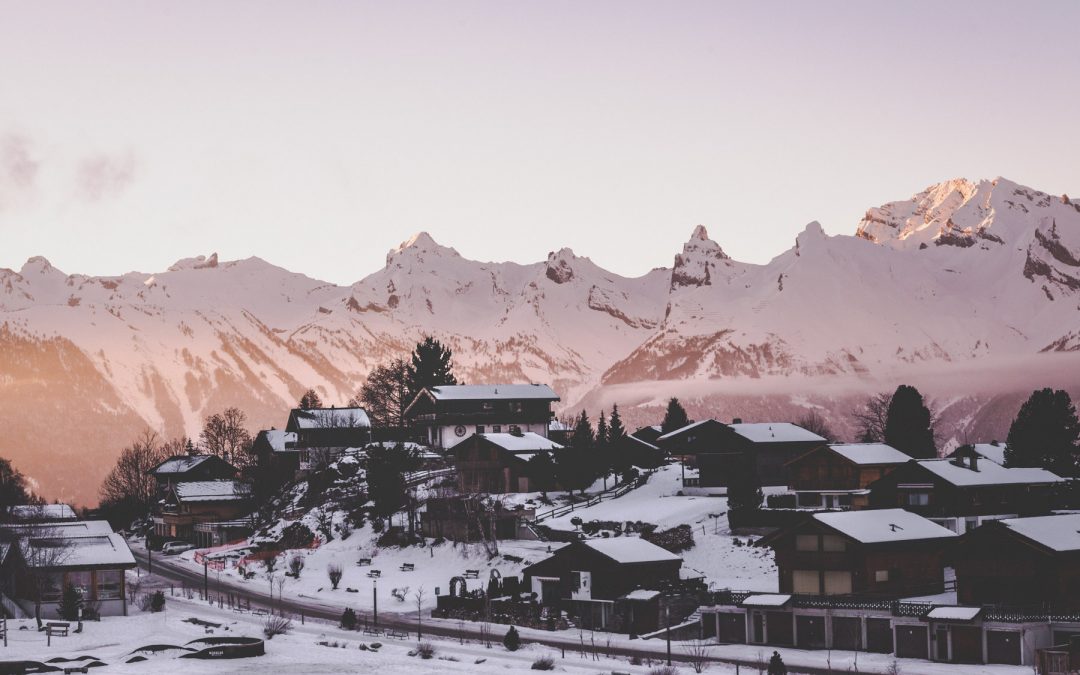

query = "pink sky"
[1,1,1078,283]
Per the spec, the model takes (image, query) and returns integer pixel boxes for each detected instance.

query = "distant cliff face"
[2,176,1079,504]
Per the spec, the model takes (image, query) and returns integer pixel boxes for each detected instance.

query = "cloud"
[76,150,136,202]
[0,133,40,209]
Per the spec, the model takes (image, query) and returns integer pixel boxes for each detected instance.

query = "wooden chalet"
[785,443,910,509]
[285,406,371,470]
[656,419,825,487]
[149,454,238,498]
[867,449,1064,533]
[152,480,253,548]
[0,520,136,617]
[631,425,664,446]
[419,495,535,542]
[955,514,1080,611]
[454,431,562,494]
[522,537,683,633]
[404,384,559,451]
[758,508,958,598]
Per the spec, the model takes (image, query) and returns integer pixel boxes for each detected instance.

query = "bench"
[366,569,381,578]
[45,622,70,637]
[362,628,383,636]
[386,628,408,639]
[399,563,415,572]
[356,558,372,566]
[463,569,480,579]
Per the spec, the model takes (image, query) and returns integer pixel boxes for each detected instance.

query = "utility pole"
[203,559,209,601]
[665,605,672,666]
[146,534,152,576]
[373,578,378,627]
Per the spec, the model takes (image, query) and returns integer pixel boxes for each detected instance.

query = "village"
[0,338,1079,674]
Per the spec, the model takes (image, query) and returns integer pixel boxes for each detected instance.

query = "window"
[904,492,930,506]
[510,402,523,414]
[476,425,485,434]
[823,571,852,595]
[797,493,823,508]
[874,570,889,583]
[795,535,819,552]
[793,570,819,594]
[97,570,122,600]
[509,425,521,435]
[492,425,502,433]
[821,535,846,552]
[67,570,92,599]
[40,573,63,602]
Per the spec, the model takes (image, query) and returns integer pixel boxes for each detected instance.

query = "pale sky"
[1,1,1078,283]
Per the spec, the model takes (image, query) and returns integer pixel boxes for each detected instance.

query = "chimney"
[970,454,979,471]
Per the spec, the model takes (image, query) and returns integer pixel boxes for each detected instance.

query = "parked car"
[161,541,195,555]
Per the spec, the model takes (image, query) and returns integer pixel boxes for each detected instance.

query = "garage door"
[896,625,929,660]
[717,613,746,644]
[987,630,1021,666]
[866,618,893,654]
[766,611,794,646]
[951,627,982,664]
[833,617,862,651]
[796,616,826,649]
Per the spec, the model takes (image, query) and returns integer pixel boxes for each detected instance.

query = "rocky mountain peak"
[386,231,460,266]
[20,256,59,276]
[168,253,219,272]
[545,248,578,284]
[670,225,730,289]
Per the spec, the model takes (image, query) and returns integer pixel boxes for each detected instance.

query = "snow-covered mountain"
[2,176,1078,504]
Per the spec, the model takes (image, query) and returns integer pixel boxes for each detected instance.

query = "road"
[131,547,872,674]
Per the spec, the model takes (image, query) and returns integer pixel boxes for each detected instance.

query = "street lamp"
[373,578,378,627]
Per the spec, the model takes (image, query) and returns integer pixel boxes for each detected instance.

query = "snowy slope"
[2,176,1079,504]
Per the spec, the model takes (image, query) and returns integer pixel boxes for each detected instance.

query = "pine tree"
[1005,388,1080,476]
[503,625,521,651]
[767,650,787,675]
[299,388,323,409]
[884,385,936,459]
[406,336,458,403]
[571,411,595,449]
[726,452,763,528]
[184,438,196,456]
[57,583,82,621]
[608,404,626,442]
[525,452,557,493]
[661,398,690,434]
[596,410,609,448]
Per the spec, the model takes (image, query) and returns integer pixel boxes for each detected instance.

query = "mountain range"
[3,176,1079,505]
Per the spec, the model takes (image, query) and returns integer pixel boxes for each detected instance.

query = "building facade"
[404,384,559,451]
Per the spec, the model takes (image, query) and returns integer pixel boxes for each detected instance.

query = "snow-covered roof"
[656,419,713,442]
[291,407,370,429]
[916,458,1063,487]
[27,533,136,569]
[625,435,659,450]
[741,594,793,608]
[730,423,825,444]
[926,606,982,621]
[828,443,911,466]
[549,419,571,432]
[622,589,661,601]
[428,384,559,401]
[583,537,681,564]
[999,514,1080,552]
[174,480,252,502]
[2,520,115,537]
[814,509,958,544]
[262,429,298,452]
[8,504,77,521]
[153,454,218,475]
[480,432,563,452]
[970,443,1007,466]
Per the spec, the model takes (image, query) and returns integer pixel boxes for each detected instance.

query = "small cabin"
[149,455,239,497]
[454,432,562,494]
[285,407,372,468]
[153,480,253,547]
[785,443,910,509]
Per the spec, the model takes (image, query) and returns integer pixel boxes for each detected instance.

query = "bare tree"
[353,358,410,430]
[413,586,426,639]
[796,410,834,442]
[274,575,287,611]
[327,563,343,590]
[200,407,253,466]
[851,392,892,442]
[2,519,74,628]
[99,429,170,519]
[683,639,711,673]
[263,555,278,602]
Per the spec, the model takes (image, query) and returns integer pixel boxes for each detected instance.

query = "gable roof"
[582,537,681,564]
[173,480,252,502]
[827,443,911,466]
[479,432,563,452]
[3,520,136,569]
[729,422,825,444]
[258,429,298,452]
[949,443,1008,466]
[152,454,232,476]
[656,419,719,442]
[996,514,1080,553]
[7,504,77,521]
[288,407,370,430]
[813,508,958,544]
[914,457,1063,487]
[428,384,559,401]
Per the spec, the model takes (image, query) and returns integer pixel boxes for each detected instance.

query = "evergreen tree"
[57,583,82,621]
[406,336,458,403]
[503,625,521,651]
[596,410,609,448]
[571,411,595,449]
[299,388,323,409]
[661,398,690,434]
[365,443,420,518]
[767,651,787,675]
[183,438,197,456]
[884,385,936,459]
[726,452,763,527]
[608,404,627,442]
[0,456,35,513]
[1005,388,1080,476]
[525,452,558,493]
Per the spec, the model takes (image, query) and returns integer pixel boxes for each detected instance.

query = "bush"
[288,554,305,578]
[149,590,166,612]
[642,524,695,553]
[503,625,521,651]
[765,493,797,509]
[340,607,357,630]
[417,642,435,659]
[371,517,385,533]
[767,650,786,675]
[328,563,343,590]
[648,667,678,675]
[57,584,83,621]
[531,656,555,671]
[279,522,315,549]
[263,614,292,639]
